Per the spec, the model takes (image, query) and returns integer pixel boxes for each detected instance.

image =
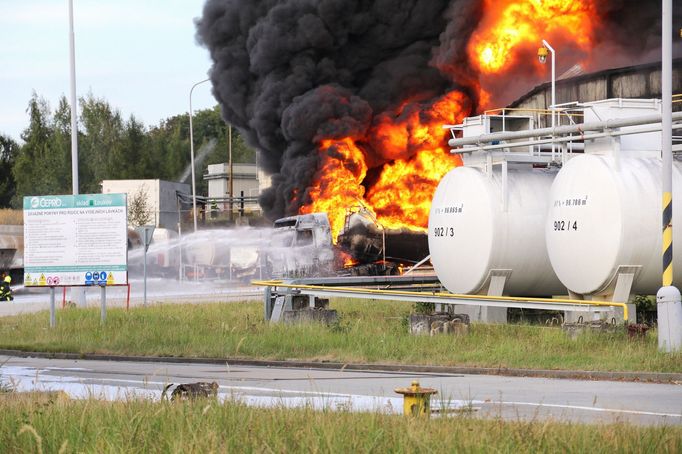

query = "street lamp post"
[68,0,78,195]
[539,40,556,158]
[189,78,210,233]
[68,0,87,308]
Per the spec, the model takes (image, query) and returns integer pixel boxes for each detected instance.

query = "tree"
[79,93,126,193]
[128,184,153,227]
[0,134,18,207]
[8,93,257,206]
[12,94,71,206]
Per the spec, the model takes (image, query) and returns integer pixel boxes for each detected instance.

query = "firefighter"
[210,199,219,219]
[0,271,12,302]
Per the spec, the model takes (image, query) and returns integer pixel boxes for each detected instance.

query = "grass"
[0,300,680,373]
[0,394,680,453]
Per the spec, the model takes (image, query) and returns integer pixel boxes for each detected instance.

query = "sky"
[0,0,216,142]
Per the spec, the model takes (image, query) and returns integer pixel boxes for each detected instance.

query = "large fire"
[299,0,600,240]
[469,0,597,73]
[300,91,470,238]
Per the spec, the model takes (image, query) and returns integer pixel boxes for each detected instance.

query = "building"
[101,179,190,231]
[507,59,682,128]
[204,163,271,214]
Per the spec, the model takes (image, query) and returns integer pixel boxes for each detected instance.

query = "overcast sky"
[0,0,216,142]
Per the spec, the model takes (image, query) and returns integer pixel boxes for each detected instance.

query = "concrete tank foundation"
[283,307,338,325]
[657,286,682,352]
[453,306,507,324]
[409,312,470,335]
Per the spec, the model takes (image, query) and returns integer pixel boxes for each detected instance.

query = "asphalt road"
[1,355,680,426]
[0,278,262,316]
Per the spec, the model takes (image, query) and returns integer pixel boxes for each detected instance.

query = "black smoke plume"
[196,0,676,221]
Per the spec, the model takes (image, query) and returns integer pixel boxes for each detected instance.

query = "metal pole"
[542,39,556,159]
[177,193,183,280]
[662,0,674,288]
[50,287,56,328]
[100,285,106,324]
[69,0,86,308]
[657,0,682,353]
[229,124,233,220]
[68,0,78,195]
[143,245,148,307]
[189,78,210,233]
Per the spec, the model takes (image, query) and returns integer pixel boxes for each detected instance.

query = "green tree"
[9,93,257,205]
[79,94,126,193]
[12,94,71,205]
[128,184,153,227]
[125,116,150,178]
[51,96,75,192]
[0,134,19,207]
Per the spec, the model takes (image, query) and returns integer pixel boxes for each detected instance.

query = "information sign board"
[23,194,128,287]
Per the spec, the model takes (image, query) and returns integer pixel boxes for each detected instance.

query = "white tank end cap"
[656,286,682,303]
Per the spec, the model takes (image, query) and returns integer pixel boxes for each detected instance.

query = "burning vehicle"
[268,213,336,278]
[268,209,430,278]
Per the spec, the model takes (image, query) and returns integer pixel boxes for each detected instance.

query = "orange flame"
[299,137,367,239]
[299,91,470,239]
[469,0,597,74]
[366,149,462,231]
[340,251,359,268]
[365,91,469,231]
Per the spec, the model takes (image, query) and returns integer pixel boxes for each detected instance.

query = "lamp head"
[538,46,548,64]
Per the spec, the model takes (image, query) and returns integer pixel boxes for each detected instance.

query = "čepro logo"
[30,197,63,209]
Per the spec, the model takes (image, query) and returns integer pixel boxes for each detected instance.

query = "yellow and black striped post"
[662,0,674,288]
[663,191,673,286]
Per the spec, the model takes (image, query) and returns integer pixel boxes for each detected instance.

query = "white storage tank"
[428,166,564,296]
[545,154,682,296]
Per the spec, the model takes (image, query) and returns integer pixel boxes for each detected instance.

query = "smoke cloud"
[196,0,677,221]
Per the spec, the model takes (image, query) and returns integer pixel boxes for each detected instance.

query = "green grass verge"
[1,394,680,453]
[0,300,680,373]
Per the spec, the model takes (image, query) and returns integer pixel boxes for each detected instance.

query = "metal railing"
[252,279,629,321]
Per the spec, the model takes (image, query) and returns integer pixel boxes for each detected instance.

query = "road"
[0,278,262,316]
[1,355,680,426]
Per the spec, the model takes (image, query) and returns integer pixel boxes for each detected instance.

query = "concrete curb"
[0,349,680,383]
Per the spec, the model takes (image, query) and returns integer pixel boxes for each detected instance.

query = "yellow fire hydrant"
[394,380,437,417]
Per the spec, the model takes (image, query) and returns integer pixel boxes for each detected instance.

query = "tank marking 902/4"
[552,220,578,231]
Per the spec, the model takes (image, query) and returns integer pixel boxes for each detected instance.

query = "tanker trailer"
[428,165,564,300]
[337,207,429,265]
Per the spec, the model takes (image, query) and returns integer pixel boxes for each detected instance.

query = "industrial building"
[101,179,190,231]
[509,58,682,127]
[203,162,272,214]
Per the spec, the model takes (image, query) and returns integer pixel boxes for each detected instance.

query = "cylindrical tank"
[545,155,682,296]
[428,166,564,296]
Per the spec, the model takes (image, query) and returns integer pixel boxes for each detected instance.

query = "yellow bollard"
[394,380,437,417]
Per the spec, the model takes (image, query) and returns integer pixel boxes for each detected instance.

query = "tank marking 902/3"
[433,226,454,237]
